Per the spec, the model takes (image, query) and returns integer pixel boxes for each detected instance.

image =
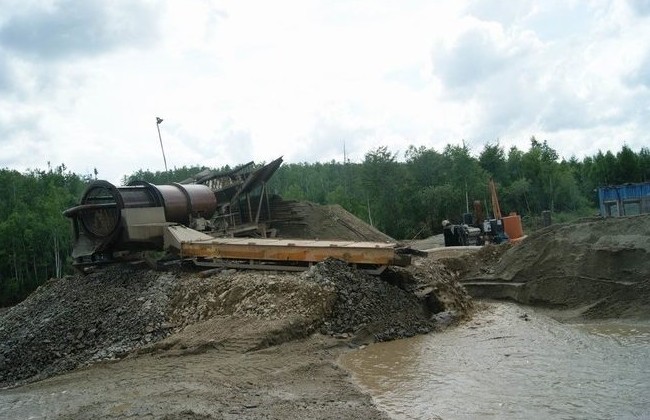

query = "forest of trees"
[0,164,90,306]
[269,138,650,239]
[1,139,648,306]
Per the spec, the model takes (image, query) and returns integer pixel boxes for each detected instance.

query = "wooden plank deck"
[165,225,410,267]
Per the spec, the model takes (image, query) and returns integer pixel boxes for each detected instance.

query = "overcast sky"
[0,0,649,184]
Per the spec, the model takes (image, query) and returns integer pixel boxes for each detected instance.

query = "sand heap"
[269,200,395,242]
[461,214,650,319]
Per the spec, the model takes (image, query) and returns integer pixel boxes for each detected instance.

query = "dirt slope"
[0,258,471,391]
[270,201,395,242]
[459,214,650,319]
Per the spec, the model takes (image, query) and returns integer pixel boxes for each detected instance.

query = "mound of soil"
[402,257,475,318]
[0,258,472,388]
[441,244,513,278]
[461,214,650,319]
[169,270,335,327]
[146,270,336,355]
[270,201,395,242]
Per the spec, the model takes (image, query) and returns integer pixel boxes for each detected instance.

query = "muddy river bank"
[2,301,648,419]
[341,301,650,419]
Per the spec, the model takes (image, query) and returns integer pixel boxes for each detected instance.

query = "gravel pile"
[0,257,473,388]
[400,257,474,317]
[0,265,177,388]
[168,270,336,328]
[269,200,396,242]
[303,259,436,341]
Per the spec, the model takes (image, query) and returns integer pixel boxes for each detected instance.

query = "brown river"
[340,302,650,420]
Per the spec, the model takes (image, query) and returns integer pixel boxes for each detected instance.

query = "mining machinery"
[64,157,411,273]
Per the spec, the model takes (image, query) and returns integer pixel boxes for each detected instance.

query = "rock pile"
[0,265,177,388]
[304,259,436,341]
[167,270,336,328]
[401,256,475,317]
[0,257,473,388]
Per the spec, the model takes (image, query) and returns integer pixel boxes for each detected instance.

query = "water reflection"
[341,302,650,419]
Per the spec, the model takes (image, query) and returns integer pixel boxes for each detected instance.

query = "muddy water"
[341,302,650,419]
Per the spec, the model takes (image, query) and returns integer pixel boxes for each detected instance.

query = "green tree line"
[0,164,89,306]
[1,139,648,306]
[269,139,650,239]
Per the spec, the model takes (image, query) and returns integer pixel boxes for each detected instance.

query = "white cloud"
[0,0,648,184]
[429,0,650,156]
[0,0,160,59]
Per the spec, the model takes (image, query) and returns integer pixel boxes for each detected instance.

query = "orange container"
[502,214,523,239]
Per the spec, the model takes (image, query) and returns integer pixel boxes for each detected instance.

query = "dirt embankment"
[0,256,471,416]
[454,214,650,319]
[270,201,396,242]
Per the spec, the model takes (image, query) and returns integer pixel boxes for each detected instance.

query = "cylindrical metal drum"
[155,183,217,225]
[75,180,125,239]
[65,179,217,243]
[181,184,219,218]
[502,214,524,239]
[156,184,190,224]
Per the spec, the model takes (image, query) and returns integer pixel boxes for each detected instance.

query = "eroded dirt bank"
[452,214,650,320]
[0,257,471,418]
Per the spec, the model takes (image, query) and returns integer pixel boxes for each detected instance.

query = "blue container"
[597,182,650,216]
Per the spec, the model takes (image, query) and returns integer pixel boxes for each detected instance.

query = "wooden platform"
[164,225,410,267]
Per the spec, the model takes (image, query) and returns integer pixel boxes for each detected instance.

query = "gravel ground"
[0,265,178,388]
[0,256,474,417]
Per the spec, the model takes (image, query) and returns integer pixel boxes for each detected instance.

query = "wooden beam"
[179,237,410,267]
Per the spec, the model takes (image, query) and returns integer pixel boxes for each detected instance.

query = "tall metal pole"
[465,179,469,214]
[156,117,168,172]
